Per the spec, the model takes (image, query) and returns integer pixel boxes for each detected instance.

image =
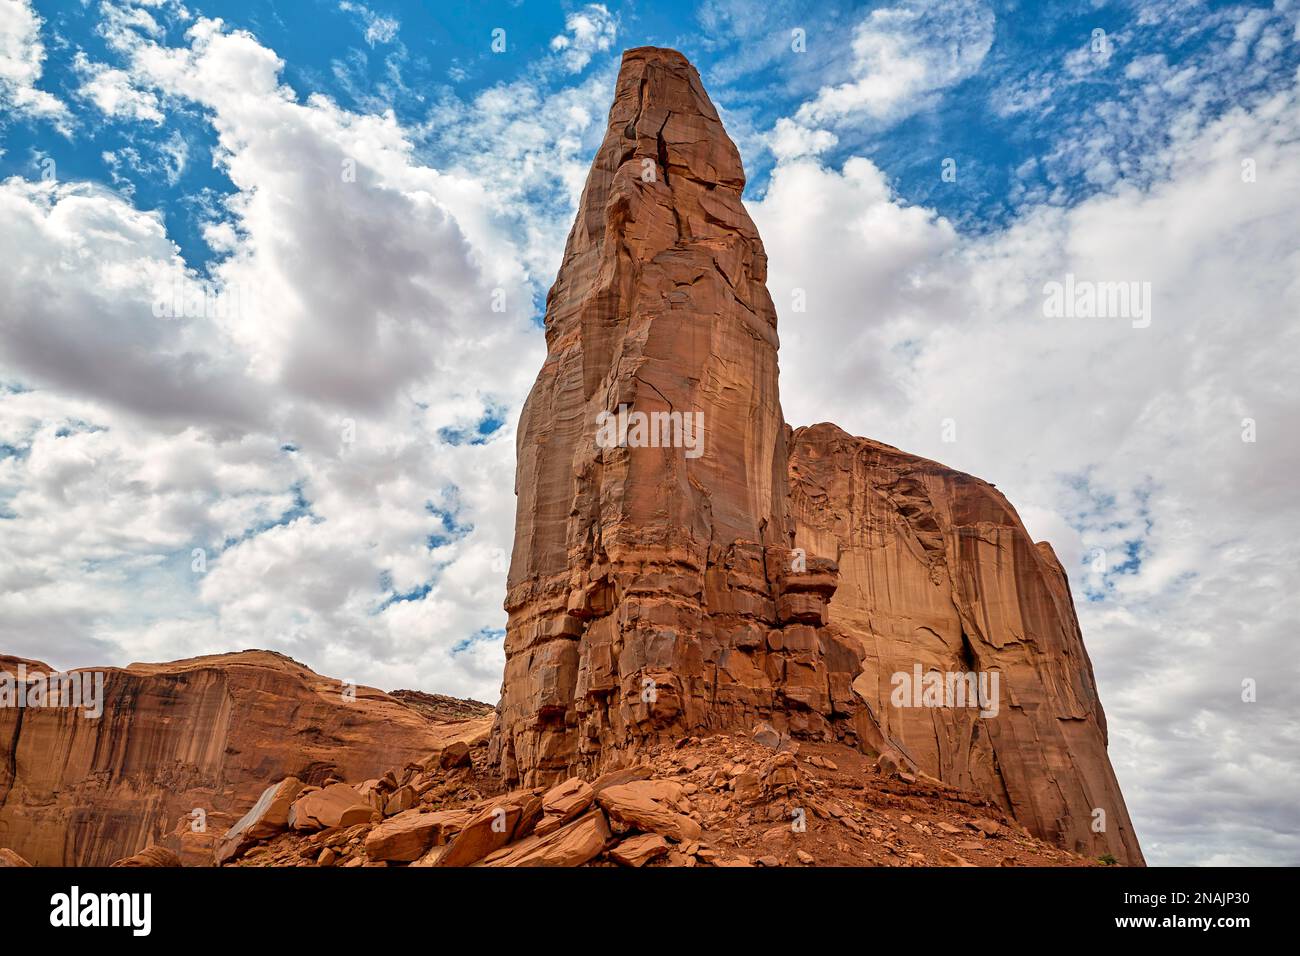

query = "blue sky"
[1,0,1298,865]
[9,1,1296,267]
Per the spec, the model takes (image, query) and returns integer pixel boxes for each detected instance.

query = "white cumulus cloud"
[796,0,995,128]
[0,0,70,130]
[549,3,617,74]
[72,51,164,123]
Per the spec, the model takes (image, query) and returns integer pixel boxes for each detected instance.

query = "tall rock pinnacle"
[492,45,851,780]
[492,47,1143,865]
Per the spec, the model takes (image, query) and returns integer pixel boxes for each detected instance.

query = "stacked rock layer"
[491,47,1143,865]
[0,651,489,866]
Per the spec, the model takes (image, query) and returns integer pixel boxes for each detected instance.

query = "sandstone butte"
[0,47,1143,870]
[0,651,493,866]
[488,46,1143,866]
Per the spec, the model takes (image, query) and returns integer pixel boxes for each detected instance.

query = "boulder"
[609,833,670,867]
[875,750,903,776]
[590,764,654,794]
[536,777,594,834]
[595,780,702,843]
[355,779,386,812]
[434,790,543,867]
[438,741,472,769]
[383,785,416,817]
[111,845,182,867]
[216,776,304,864]
[365,808,474,863]
[732,772,761,803]
[759,752,801,797]
[288,784,372,832]
[751,722,781,750]
[477,811,611,868]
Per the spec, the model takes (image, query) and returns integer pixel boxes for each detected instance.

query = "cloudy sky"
[1,0,1296,865]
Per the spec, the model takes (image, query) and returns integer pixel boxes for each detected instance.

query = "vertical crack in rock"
[0,703,22,813]
[491,46,1143,866]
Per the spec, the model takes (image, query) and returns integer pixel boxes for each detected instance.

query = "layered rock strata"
[788,425,1143,863]
[491,47,875,787]
[491,46,1142,865]
[0,650,488,866]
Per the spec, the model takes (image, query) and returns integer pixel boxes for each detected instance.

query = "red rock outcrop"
[492,46,872,787]
[226,729,1104,868]
[0,650,489,866]
[110,845,183,867]
[492,47,1142,865]
[0,46,1143,869]
[788,425,1143,864]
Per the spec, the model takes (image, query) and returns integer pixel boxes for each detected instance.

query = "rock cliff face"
[0,650,488,866]
[493,47,1142,865]
[492,47,872,787]
[788,425,1143,864]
